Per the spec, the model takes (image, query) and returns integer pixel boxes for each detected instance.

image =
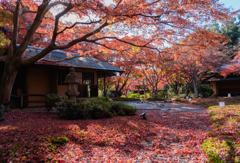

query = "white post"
[219,101,225,107]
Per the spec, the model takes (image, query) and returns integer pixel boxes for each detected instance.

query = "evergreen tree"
[210,15,240,58]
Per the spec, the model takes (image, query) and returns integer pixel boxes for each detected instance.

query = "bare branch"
[87,36,164,53]
[57,20,101,35]
[89,36,153,47]
[55,21,109,49]
[51,4,73,43]
[43,1,70,15]
[79,9,94,22]
[114,0,123,10]
[93,42,131,51]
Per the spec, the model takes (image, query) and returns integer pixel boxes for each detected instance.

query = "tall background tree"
[0,0,230,106]
[209,15,240,58]
[164,30,228,98]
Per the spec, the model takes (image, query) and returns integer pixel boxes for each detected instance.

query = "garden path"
[119,101,207,113]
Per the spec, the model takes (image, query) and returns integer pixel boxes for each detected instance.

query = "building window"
[58,69,69,85]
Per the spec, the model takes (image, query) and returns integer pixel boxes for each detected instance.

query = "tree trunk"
[125,89,128,98]
[185,83,190,96]
[0,62,18,110]
[192,62,199,98]
[154,84,158,98]
[192,77,198,98]
[151,86,154,98]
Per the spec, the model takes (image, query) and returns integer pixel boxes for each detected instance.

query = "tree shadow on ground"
[0,109,211,162]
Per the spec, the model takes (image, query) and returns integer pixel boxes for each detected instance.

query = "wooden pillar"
[104,72,106,97]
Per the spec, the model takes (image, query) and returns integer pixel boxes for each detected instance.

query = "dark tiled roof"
[208,76,240,82]
[218,62,240,71]
[23,46,124,72]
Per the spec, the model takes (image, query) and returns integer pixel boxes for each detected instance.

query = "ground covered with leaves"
[202,104,240,162]
[0,108,212,163]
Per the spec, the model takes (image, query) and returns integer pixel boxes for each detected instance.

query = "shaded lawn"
[202,104,240,162]
[182,97,240,108]
[177,97,240,162]
[0,109,211,162]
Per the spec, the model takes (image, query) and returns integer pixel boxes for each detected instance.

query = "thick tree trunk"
[0,62,18,110]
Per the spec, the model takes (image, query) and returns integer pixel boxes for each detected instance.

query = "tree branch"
[55,21,109,49]
[12,0,20,51]
[57,20,101,35]
[89,42,131,52]
[17,0,51,58]
[51,4,73,44]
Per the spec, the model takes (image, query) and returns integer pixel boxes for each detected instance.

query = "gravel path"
[119,101,207,113]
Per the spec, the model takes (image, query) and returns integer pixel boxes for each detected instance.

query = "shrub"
[120,95,126,98]
[111,102,124,113]
[121,104,137,116]
[55,97,137,120]
[146,92,151,98]
[130,93,140,99]
[0,104,5,121]
[158,91,168,98]
[140,95,144,100]
[45,94,61,112]
[51,136,69,144]
[56,100,82,120]
[198,84,214,98]
[118,110,125,116]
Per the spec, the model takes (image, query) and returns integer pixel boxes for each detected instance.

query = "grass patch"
[190,97,240,108]
[202,102,240,162]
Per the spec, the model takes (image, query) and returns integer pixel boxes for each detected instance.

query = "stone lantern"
[64,67,81,101]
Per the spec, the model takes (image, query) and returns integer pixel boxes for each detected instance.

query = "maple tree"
[98,77,115,96]
[112,59,138,97]
[122,78,137,98]
[164,30,229,98]
[139,56,165,98]
[0,0,230,106]
[163,66,190,95]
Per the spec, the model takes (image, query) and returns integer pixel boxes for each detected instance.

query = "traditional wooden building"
[209,76,240,96]
[0,46,124,107]
[208,62,240,96]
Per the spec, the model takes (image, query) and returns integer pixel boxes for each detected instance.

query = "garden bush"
[56,100,83,120]
[158,91,168,98]
[120,95,126,98]
[198,84,214,98]
[139,95,144,99]
[0,104,5,121]
[45,94,61,112]
[130,93,140,99]
[56,97,137,120]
